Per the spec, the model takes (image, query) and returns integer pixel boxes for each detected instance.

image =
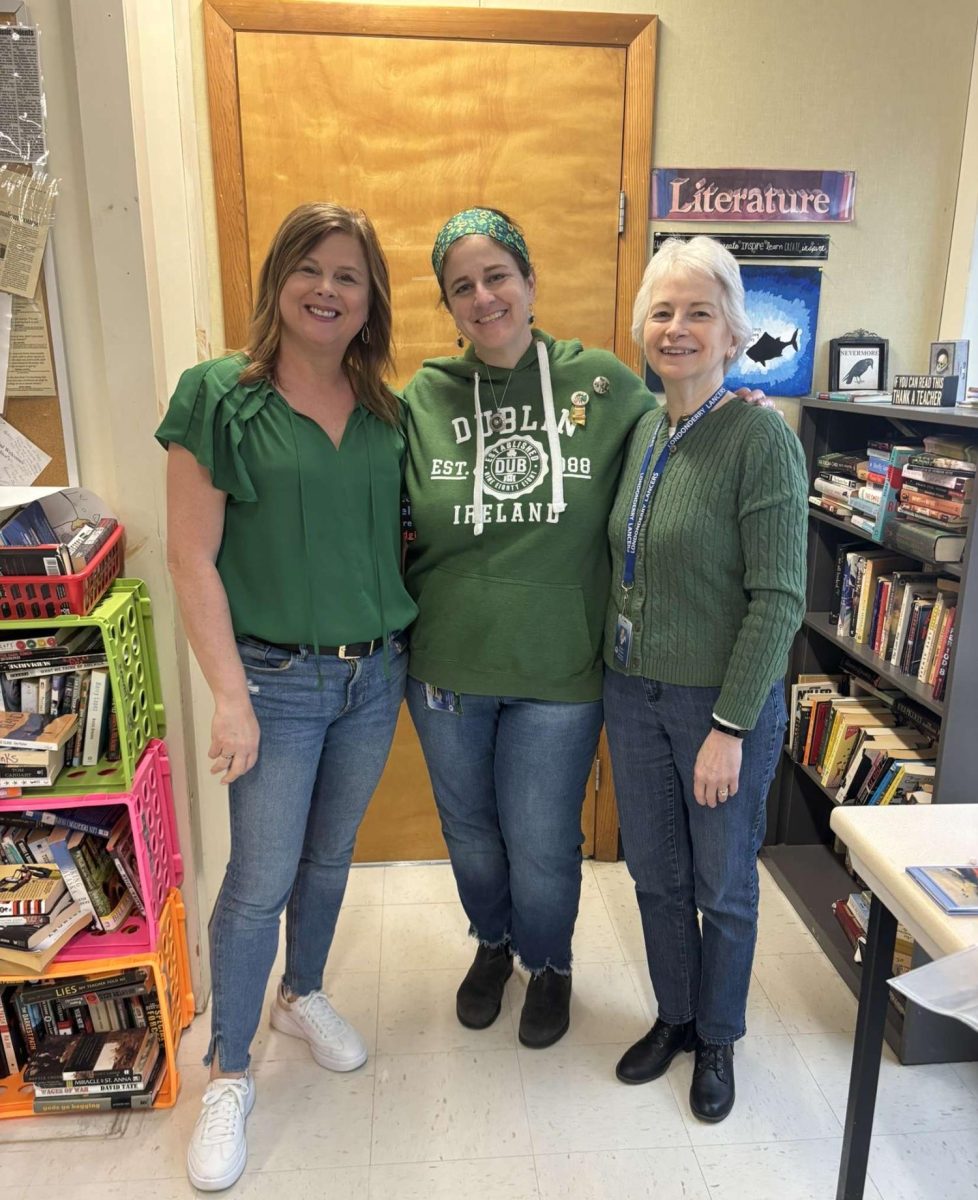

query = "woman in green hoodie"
[402,208,656,1049]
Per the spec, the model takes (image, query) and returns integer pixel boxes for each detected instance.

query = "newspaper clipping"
[0,27,46,165]
[0,167,56,299]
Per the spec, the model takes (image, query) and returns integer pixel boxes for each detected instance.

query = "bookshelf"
[762,397,978,1065]
[0,582,193,1115]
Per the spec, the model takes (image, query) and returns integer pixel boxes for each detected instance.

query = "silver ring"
[717,786,729,796]
[223,753,234,763]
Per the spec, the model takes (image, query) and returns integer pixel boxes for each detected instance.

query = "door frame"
[203,1,657,860]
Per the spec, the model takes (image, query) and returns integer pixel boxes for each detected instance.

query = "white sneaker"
[186,1073,255,1192]
[270,983,368,1071]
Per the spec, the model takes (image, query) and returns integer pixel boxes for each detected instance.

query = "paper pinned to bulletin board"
[0,15,76,488]
[0,253,76,486]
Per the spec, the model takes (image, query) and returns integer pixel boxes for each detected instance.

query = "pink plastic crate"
[0,740,182,959]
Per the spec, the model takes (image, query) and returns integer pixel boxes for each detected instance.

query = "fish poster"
[644,265,822,398]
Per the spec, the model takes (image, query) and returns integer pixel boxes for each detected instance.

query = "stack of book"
[832,890,914,973]
[897,448,974,532]
[809,439,922,535]
[0,807,143,969]
[0,501,117,579]
[0,864,92,972]
[1,969,164,1099]
[0,630,121,792]
[3,972,166,1111]
[808,450,866,521]
[789,673,938,806]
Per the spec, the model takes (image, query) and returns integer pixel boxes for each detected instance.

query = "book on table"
[905,865,978,915]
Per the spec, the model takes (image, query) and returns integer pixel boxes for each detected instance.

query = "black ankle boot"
[456,943,514,1029]
[690,1039,735,1122]
[616,1018,697,1084]
[518,969,572,1048]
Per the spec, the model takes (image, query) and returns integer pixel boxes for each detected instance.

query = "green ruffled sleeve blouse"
[156,353,417,645]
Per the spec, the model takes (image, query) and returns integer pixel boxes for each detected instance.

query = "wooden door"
[204,1,656,862]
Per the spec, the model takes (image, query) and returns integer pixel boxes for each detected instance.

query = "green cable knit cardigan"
[604,398,808,730]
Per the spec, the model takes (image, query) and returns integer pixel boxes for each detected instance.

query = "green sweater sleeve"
[714,416,808,729]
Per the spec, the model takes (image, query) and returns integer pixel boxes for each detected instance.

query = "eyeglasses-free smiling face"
[443,235,536,368]
[278,232,370,356]
[644,270,738,391]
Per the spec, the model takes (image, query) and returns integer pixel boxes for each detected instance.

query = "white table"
[829,804,978,1200]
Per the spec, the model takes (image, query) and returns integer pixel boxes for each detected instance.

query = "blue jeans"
[603,671,786,1045]
[205,635,407,1072]
[406,681,603,973]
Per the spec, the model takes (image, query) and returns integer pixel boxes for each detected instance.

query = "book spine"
[33,1087,160,1113]
[933,621,956,701]
[69,837,111,927]
[81,670,109,766]
[32,1076,145,1096]
[46,835,97,919]
[3,654,110,680]
[70,673,91,767]
[21,810,115,839]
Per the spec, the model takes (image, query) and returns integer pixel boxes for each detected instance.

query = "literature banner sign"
[651,168,856,223]
[646,265,822,397]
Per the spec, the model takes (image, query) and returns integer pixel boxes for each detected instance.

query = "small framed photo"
[929,339,969,378]
[828,331,889,392]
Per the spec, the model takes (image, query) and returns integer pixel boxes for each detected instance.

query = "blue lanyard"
[621,383,728,591]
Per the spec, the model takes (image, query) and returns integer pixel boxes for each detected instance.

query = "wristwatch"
[710,716,746,738]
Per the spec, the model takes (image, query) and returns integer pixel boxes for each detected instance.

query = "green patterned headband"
[431,208,530,281]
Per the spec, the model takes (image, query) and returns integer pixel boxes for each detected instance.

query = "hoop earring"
[360,325,371,345]
[456,332,465,349]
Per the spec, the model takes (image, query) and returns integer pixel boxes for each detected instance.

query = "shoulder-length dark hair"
[239,203,400,426]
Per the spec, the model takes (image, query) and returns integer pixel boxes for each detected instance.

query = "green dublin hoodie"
[403,331,655,702]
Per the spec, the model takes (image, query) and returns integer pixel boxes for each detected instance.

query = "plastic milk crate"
[0,524,125,620]
[0,739,183,957]
[0,888,195,1117]
[0,578,166,793]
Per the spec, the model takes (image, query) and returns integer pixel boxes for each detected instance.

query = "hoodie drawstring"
[536,339,566,518]
[472,371,487,536]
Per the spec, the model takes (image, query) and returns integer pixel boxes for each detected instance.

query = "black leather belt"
[244,635,386,659]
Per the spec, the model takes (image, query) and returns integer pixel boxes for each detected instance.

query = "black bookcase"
[762,397,978,1065]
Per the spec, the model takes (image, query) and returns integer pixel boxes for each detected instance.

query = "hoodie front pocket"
[411,565,594,682]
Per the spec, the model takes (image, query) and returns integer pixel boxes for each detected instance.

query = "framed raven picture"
[828,331,889,392]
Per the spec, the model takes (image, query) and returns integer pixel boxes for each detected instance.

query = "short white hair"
[631,236,753,355]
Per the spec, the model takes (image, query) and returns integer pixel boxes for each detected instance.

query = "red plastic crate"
[0,739,182,959]
[0,524,124,619]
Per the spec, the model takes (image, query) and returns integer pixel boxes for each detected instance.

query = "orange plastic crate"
[0,524,124,620]
[0,888,194,1117]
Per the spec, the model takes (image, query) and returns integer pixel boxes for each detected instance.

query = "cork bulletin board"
[3,260,75,485]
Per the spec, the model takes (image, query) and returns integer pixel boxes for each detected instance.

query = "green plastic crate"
[1,578,166,793]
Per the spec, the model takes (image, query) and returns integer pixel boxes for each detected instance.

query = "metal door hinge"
[618,191,626,235]
[595,756,602,792]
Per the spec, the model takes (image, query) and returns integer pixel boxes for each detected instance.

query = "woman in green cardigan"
[603,236,807,1122]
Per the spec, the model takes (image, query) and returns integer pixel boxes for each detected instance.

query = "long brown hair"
[239,203,400,426]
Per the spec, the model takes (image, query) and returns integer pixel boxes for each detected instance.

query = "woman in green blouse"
[157,204,416,1193]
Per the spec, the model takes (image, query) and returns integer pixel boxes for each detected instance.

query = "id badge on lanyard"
[614,384,727,668]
